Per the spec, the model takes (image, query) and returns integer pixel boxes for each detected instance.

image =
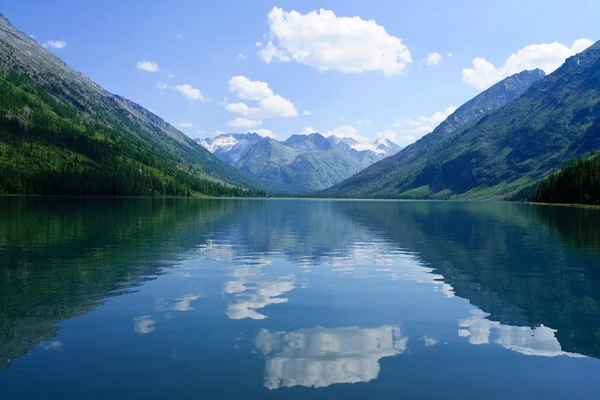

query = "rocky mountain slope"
[325,61,600,198]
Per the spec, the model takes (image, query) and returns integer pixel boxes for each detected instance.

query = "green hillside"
[0,14,261,197]
[512,150,600,205]
[328,42,600,199]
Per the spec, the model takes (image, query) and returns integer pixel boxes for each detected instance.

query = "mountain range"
[1,12,598,200]
[198,132,400,193]
[0,14,260,196]
[327,42,600,199]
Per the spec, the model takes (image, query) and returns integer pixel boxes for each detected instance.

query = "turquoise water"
[1,198,599,399]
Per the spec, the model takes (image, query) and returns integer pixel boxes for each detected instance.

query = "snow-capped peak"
[374,138,391,147]
[199,134,239,153]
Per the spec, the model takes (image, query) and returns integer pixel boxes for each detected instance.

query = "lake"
[1,197,599,399]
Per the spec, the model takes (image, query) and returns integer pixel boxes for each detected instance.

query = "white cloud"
[299,127,316,135]
[375,129,397,142]
[228,76,274,100]
[176,33,183,39]
[238,53,247,59]
[303,110,312,116]
[226,76,298,119]
[42,39,67,49]
[136,60,160,72]
[426,52,443,66]
[256,41,263,47]
[174,84,206,101]
[392,105,457,146]
[228,118,261,128]
[422,336,438,347]
[462,38,593,90]
[42,341,64,350]
[356,118,371,124]
[254,129,276,138]
[196,129,206,135]
[178,122,193,128]
[447,52,453,57]
[258,7,412,75]
[172,294,202,312]
[157,82,207,101]
[133,315,156,335]
[255,325,408,389]
[324,125,369,143]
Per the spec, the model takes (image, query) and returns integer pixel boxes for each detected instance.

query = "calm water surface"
[1,198,600,399]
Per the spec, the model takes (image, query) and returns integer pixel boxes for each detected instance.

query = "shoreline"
[525,201,600,209]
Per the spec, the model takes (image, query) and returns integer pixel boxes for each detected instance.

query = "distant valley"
[198,132,400,193]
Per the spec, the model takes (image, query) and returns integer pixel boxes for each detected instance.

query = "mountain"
[234,134,362,193]
[200,131,401,193]
[327,60,600,198]
[0,14,260,196]
[197,132,262,165]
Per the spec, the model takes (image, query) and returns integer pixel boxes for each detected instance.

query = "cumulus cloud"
[229,76,274,100]
[392,105,457,146]
[172,294,202,312]
[174,84,206,101]
[136,60,160,72]
[258,7,412,75]
[156,82,206,101]
[133,315,156,335]
[303,110,312,116]
[254,129,276,138]
[228,118,262,128]
[226,76,298,119]
[426,52,443,66]
[178,122,193,128]
[42,341,64,350]
[42,39,67,49]
[238,53,247,59]
[254,325,408,389]
[462,39,593,90]
[299,127,316,135]
[447,52,453,57]
[375,129,397,142]
[324,125,369,143]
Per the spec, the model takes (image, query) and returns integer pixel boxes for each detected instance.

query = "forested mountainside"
[327,45,600,199]
[511,150,600,205]
[0,14,262,196]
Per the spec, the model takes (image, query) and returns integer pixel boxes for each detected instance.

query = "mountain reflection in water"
[1,198,599,398]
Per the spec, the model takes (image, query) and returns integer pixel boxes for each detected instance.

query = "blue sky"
[1,0,599,146]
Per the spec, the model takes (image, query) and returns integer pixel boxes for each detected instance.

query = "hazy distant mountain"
[199,131,401,193]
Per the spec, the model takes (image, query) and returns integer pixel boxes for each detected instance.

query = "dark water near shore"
[1,197,600,399]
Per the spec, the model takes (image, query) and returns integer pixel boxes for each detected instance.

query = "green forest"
[512,150,600,205]
[0,69,264,197]
[532,150,600,205]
